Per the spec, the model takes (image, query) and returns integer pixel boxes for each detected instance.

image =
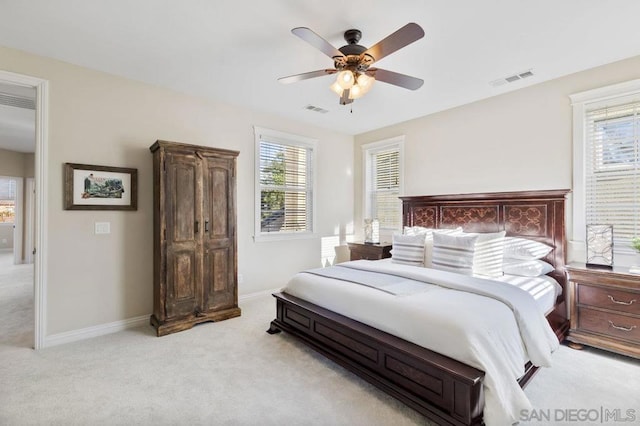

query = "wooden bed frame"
[268,189,570,426]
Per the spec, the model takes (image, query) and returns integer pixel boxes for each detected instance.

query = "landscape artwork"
[64,163,138,210]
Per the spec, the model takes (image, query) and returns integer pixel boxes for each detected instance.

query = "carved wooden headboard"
[400,189,570,293]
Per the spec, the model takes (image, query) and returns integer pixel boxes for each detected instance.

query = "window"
[571,79,640,262]
[254,127,316,241]
[363,136,404,230]
[0,177,17,223]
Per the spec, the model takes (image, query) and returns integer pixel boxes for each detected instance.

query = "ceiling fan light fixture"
[348,84,364,99]
[284,24,424,106]
[336,70,355,90]
[329,81,344,95]
[357,73,375,94]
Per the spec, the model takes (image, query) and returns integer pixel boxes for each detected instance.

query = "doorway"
[0,70,49,349]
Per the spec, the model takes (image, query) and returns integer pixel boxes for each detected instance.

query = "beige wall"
[23,153,34,178]
[354,55,640,257]
[0,45,354,336]
[0,148,27,177]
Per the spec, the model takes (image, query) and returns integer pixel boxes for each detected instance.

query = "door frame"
[12,176,23,264]
[25,177,35,264]
[0,69,49,350]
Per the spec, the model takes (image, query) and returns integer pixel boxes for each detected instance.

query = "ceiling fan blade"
[291,27,344,59]
[278,69,337,84]
[362,23,425,63]
[369,68,424,90]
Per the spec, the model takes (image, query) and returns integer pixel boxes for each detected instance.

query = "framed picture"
[585,224,613,268]
[64,163,138,210]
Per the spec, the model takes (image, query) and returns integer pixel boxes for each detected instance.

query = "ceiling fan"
[278,23,425,105]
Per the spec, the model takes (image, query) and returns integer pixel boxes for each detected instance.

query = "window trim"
[362,136,405,232]
[571,78,640,263]
[253,126,317,242]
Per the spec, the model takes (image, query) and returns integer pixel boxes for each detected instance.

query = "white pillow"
[504,237,553,260]
[425,228,464,267]
[432,231,506,277]
[431,232,478,275]
[391,234,425,266]
[403,226,431,236]
[503,259,554,277]
[403,227,463,267]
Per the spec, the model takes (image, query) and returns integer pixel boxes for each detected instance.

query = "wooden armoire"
[149,140,240,336]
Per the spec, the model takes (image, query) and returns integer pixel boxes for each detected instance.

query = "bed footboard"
[268,292,485,426]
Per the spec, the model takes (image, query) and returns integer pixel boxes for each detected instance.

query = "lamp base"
[585,263,613,270]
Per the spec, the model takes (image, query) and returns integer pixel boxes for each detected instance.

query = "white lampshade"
[348,84,365,99]
[329,81,344,95]
[336,70,355,90]
[357,73,375,94]
[371,219,380,244]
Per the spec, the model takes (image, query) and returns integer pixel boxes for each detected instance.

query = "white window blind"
[254,127,316,240]
[585,100,640,253]
[371,148,400,228]
[363,137,403,230]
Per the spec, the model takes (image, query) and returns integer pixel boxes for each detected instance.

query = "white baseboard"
[42,288,282,348]
[44,314,149,348]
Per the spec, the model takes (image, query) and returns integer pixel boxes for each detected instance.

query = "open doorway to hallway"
[0,80,36,348]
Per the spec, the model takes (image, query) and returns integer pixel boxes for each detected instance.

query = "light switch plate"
[95,222,111,234]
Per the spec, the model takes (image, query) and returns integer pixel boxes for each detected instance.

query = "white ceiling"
[0,83,36,153]
[1,0,640,148]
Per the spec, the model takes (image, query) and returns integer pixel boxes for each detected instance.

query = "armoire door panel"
[209,168,228,237]
[204,248,234,310]
[164,152,202,319]
[202,155,236,312]
[166,249,199,318]
[203,158,233,240]
[173,252,196,299]
[167,158,199,242]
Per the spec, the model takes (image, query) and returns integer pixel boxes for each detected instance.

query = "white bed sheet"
[282,260,560,426]
[490,274,561,315]
[374,258,562,315]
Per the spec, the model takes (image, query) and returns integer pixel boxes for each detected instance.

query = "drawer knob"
[608,320,637,332]
[607,295,636,306]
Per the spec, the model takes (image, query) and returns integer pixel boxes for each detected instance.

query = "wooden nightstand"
[566,263,640,358]
[347,242,392,261]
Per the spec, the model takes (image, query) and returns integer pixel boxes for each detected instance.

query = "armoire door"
[164,152,203,319]
[201,155,236,311]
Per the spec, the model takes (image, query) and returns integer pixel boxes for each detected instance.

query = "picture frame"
[585,224,613,268]
[64,163,138,210]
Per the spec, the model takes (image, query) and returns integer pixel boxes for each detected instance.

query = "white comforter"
[283,260,560,426]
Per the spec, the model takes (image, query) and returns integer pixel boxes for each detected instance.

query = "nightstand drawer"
[578,307,640,343]
[578,284,640,315]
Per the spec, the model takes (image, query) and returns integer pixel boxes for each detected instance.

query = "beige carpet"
[1,256,638,425]
[0,251,34,349]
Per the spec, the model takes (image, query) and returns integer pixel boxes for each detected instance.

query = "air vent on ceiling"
[0,92,36,110]
[490,69,534,87]
[304,104,329,114]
